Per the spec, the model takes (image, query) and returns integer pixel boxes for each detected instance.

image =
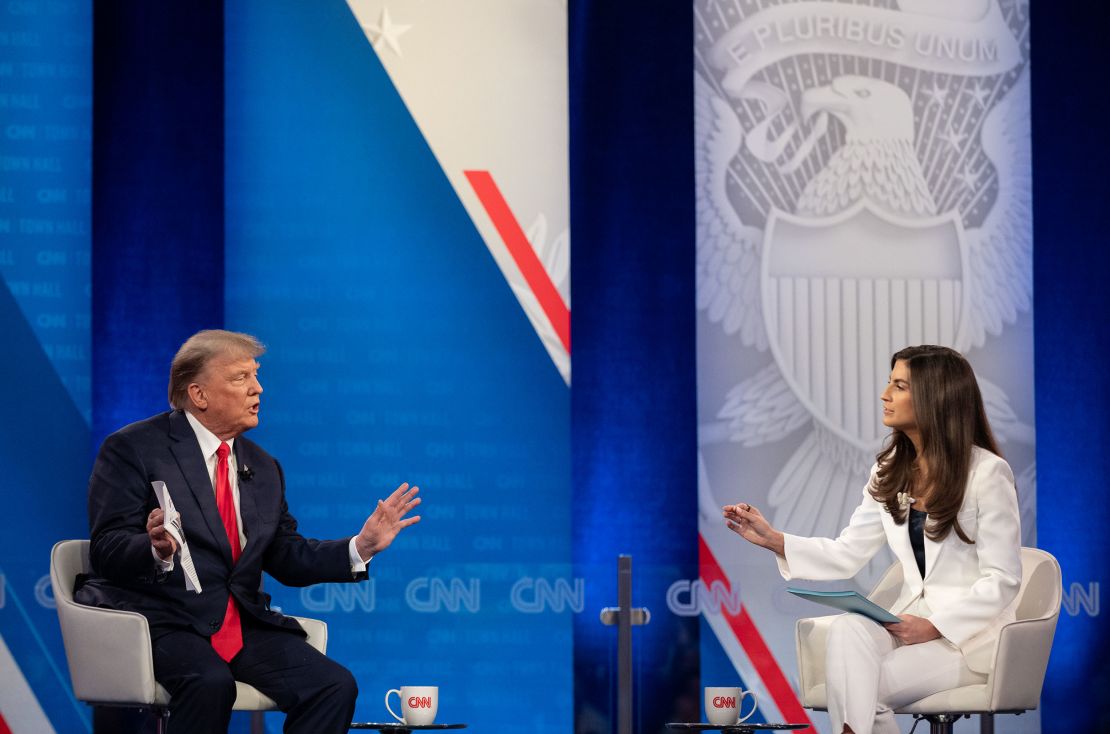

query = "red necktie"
[211,442,243,662]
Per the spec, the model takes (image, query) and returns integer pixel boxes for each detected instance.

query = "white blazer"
[776,446,1023,674]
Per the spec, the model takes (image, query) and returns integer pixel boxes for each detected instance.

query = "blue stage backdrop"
[569,1,700,732]
[0,0,91,424]
[1,2,1109,733]
[224,2,571,730]
[91,0,225,446]
[0,1,92,732]
[1030,4,1110,731]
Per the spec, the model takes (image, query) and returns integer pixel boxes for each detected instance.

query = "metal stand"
[912,713,967,734]
[599,555,651,734]
[912,711,997,734]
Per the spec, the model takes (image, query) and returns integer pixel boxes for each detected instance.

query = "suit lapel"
[168,410,235,567]
[233,440,260,556]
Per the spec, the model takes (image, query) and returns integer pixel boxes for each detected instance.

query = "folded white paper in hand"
[152,481,202,594]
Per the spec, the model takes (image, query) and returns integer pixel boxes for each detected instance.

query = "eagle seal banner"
[694,1,1035,730]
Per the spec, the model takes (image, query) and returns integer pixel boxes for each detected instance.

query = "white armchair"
[794,547,1061,734]
[50,539,328,732]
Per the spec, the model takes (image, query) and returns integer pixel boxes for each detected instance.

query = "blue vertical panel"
[0,0,91,420]
[89,2,225,728]
[0,2,92,731]
[1031,4,1110,731]
[569,1,700,731]
[91,0,224,444]
[225,2,571,731]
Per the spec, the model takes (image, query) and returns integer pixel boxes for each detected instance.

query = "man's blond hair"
[168,330,265,410]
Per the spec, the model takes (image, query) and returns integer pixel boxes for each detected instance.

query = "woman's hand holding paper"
[884,614,942,645]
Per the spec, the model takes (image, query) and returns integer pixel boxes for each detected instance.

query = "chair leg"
[979,713,994,734]
[919,713,965,734]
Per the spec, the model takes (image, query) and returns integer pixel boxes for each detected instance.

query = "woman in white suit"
[724,345,1022,734]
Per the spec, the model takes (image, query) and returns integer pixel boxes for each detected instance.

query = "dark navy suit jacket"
[75,410,364,639]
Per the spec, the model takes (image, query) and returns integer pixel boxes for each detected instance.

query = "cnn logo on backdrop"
[408,696,434,709]
[712,696,737,709]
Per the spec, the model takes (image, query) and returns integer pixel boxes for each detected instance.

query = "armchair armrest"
[56,597,160,705]
[988,616,1058,712]
[291,615,328,654]
[795,615,838,709]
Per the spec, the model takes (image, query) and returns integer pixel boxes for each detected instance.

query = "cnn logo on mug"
[386,686,438,725]
[704,686,757,726]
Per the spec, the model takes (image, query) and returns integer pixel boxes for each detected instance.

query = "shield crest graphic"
[761,200,969,451]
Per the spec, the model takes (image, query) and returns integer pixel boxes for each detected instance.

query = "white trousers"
[824,606,986,734]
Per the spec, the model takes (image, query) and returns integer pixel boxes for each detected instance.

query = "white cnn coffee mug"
[705,686,757,726]
[385,685,438,725]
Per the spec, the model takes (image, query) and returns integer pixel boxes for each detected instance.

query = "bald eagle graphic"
[795,76,936,219]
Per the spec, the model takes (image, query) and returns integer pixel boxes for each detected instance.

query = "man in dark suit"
[75,329,421,733]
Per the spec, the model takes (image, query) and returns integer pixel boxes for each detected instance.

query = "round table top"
[666,724,809,732]
[349,724,467,731]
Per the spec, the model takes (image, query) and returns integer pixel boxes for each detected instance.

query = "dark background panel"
[569,1,701,731]
[92,0,225,444]
[1030,3,1110,731]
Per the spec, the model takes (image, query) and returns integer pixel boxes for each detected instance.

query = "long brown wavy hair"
[869,345,1002,543]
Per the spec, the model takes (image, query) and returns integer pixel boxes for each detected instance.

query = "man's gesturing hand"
[355,483,422,561]
[147,508,178,561]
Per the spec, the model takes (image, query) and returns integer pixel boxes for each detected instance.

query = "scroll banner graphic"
[695,1,1035,731]
[711,1,1021,96]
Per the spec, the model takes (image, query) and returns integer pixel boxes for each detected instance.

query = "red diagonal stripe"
[464,170,570,353]
[699,534,814,728]
[0,711,12,734]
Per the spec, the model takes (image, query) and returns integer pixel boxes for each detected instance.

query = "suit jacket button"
[209,620,220,630]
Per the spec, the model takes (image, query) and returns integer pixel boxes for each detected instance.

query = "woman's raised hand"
[723,502,785,556]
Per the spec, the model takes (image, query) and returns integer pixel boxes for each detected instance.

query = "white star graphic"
[940,127,966,149]
[923,83,948,107]
[956,166,979,191]
[965,85,991,108]
[364,7,412,58]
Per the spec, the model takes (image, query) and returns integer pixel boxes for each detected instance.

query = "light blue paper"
[786,587,901,624]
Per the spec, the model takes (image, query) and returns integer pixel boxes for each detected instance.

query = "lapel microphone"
[233,445,253,482]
